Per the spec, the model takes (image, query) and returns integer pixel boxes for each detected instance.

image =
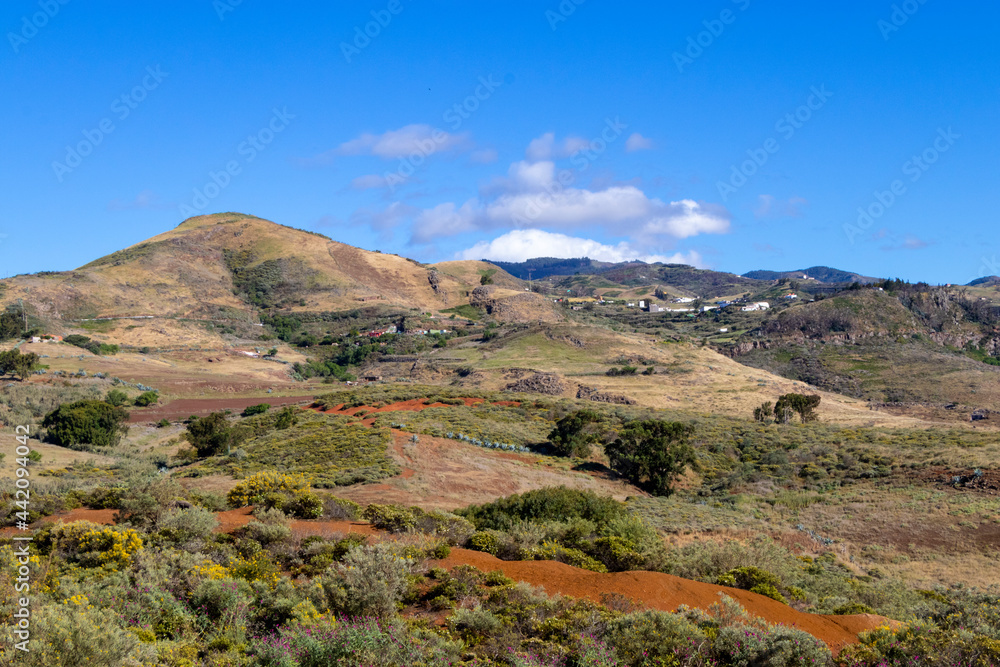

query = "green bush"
[459,487,629,532]
[133,391,159,407]
[42,399,130,450]
[318,542,415,618]
[363,504,417,533]
[588,536,645,572]
[603,610,707,667]
[713,623,832,666]
[468,530,504,556]
[322,495,362,520]
[605,419,697,496]
[105,389,128,407]
[185,411,244,457]
[242,403,271,417]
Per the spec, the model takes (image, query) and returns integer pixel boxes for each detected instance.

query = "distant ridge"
[742,266,879,284]
[968,276,1000,287]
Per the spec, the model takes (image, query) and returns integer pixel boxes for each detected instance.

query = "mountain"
[742,266,879,284]
[0,213,554,340]
[968,275,1000,287]
[486,257,616,280]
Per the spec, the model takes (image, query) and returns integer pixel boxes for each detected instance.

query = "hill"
[0,213,549,345]
[968,275,1000,287]
[743,266,879,284]
[720,287,1000,417]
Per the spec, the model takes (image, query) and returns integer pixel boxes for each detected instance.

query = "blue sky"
[1,0,997,283]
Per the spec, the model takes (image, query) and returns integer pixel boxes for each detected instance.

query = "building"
[741,301,771,312]
[674,297,695,304]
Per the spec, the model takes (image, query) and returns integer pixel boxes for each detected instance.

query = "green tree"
[185,412,245,457]
[0,348,40,380]
[42,400,129,449]
[605,420,697,496]
[105,389,129,407]
[774,393,821,423]
[547,409,603,458]
[753,401,773,423]
[133,391,159,407]
[0,305,28,341]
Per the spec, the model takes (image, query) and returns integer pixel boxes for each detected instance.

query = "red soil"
[128,395,318,423]
[5,506,892,653]
[435,548,892,656]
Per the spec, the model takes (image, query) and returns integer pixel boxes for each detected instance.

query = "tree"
[0,305,28,341]
[106,389,129,407]
[753,401,773,423]
[42,400,129,449]
[133,391,159,407]
[0,348,40,380]
[185,412,245,457]
[480,273,494,285]
[605,420,697,496]
[774,393,821,423]
[548,409,603,458]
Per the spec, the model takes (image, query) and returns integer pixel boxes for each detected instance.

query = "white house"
[741,301,771,312]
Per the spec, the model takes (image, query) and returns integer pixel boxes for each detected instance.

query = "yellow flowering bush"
[50,520,143,569]
[226,471,312,507]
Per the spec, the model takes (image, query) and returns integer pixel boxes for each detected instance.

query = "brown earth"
[434,548,893,656]
[128,394,319,423]
[7,507,892,653]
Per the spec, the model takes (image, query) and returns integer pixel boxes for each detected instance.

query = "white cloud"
[338,124,470,158]
[296,124,471,167]
[410,158,730,244]
[625,132,654,152]
[457,229,705,266]
[525,132,590,161]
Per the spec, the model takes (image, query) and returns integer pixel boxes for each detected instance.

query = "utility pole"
[527,269,533,292]
[18,298,26,334]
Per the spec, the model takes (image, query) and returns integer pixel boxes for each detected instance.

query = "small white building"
[741,301,771,312]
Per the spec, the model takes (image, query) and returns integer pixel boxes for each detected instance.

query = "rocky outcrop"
[470,286,560,323]
[505,373,565,395]
[576,385,637,405]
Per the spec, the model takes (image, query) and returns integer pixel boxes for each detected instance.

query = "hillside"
[0,213,545,345]
[721,288,1000,417]
[743,266,879,284]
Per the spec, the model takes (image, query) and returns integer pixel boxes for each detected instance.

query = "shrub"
[243,507,292,545]
[42,399,129,449]
[459,487,629,532]
[51,520,143,568]
[156,418,170,428]
[322,495,362,520]
[105,388,128,407]
[133,391,159,407]
[227,471,312,507]
[603,610,707,667]
[284,492,324,519]
[0,348,40,380]
[242,403,271,417]
[0,603,156,666]
[527,541,608,572]
[158,505,219,546]
[251,617,461,667]
[319,542,415,617]
[186,411,246,458]
[588,536,646,572]
[469,530,504,556]
[363,504,417,532]
[713,623,832,666]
